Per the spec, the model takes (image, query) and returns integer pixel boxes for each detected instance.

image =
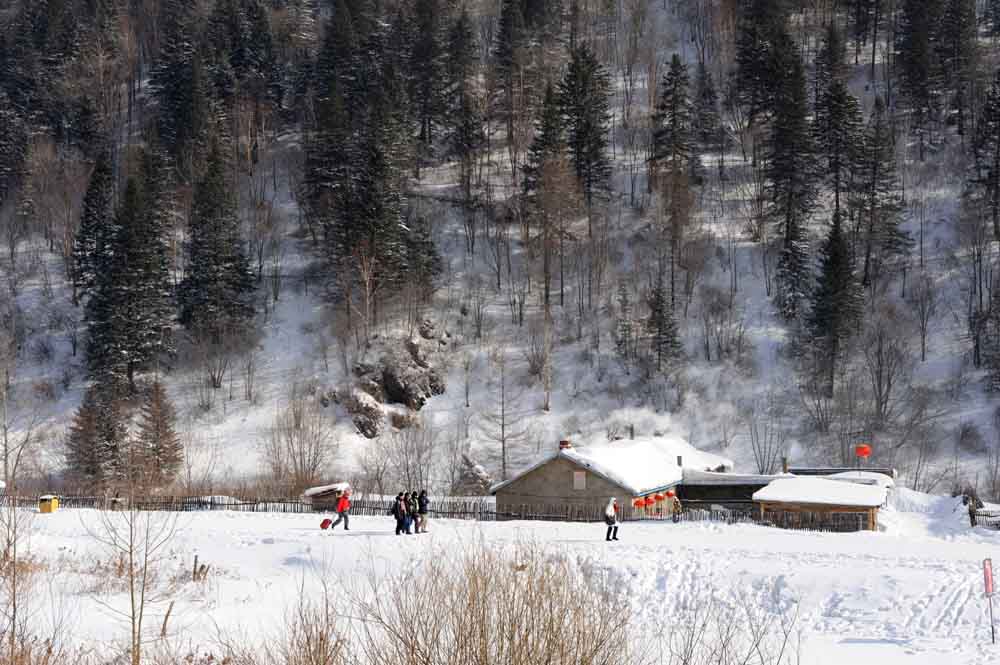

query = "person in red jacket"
[329,491,351,531]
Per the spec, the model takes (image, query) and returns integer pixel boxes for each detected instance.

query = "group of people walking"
[391,490,429,534]
[323,489,431,535]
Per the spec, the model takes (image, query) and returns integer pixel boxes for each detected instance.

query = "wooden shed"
[490,437,732,518]
[752,477,889,532]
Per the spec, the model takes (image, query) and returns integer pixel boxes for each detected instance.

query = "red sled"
[320,518,333,530]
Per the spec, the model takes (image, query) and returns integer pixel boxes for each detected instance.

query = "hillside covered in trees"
[2,0,1000,500]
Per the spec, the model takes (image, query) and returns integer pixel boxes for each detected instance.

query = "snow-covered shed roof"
[302,482,351,499]
[681,469,785,485]
[826,471,895,489]
[753,477,888,508]
[491,436,733,497]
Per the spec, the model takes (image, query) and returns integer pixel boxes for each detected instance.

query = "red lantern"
[654,493,665,502]
[643,496,656,507]
[855,443,872,459]
[632,498,644,509]
[666,490,676,498]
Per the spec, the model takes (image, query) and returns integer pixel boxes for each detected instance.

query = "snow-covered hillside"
[22,489,1000,664]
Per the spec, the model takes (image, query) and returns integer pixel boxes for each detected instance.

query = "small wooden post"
[781,457,789,473]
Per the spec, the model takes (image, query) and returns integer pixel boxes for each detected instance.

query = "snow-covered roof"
[826,471,895,489]
[491,436,733,496]
[753,477,888,508]
[303,482,351,498]
[682,469,785,485]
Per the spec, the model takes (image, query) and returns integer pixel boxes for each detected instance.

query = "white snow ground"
[24,488,1000,664]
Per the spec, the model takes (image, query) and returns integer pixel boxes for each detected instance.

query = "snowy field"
[24,488,1000,664]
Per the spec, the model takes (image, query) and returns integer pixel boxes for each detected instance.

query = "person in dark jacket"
[329,491,351,531]
[604,497,620,541]
[393,493,409,535]
[407,491,419,533]
[417,490,430,533]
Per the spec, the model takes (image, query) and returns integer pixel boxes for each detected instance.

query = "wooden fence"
[10,495,877,532]
[972,509,1000,529]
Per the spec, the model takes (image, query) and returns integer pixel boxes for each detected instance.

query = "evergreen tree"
[445,7,483,203]
[615,283,634,365]
[806,211,862,395]
[65,385,129,489]
[857,97,909,288]
[653,54,695,181]
[150,0,212,179]
[178,141,255,339]
[647,270,683,372]
[937,0,976,137]
[134,380,183,489]
[767,34,817,321]
[411,0,446,165]
[971,71,1000,240]
[558,44,611,233]
[73,150,115,300]
[896,0,944,157]
[85,152,175,394]
[734,0,787,124]
[522,83,564,206]
[815,78,862,218]
[814,23,846,106]
[0,90,28,206]
[693,60,721,149]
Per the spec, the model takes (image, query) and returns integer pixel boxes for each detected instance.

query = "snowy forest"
[2,0,1000,501]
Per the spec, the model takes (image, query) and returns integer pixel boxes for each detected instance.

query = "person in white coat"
[604,497,620,541]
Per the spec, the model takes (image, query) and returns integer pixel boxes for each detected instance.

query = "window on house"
[573,471,586,490]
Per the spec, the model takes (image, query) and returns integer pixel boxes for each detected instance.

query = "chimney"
[559,440,572,450]
[676,455,683,467]
[782,457,789,473]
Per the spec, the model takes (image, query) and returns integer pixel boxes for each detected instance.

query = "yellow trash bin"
[38,495,58,514]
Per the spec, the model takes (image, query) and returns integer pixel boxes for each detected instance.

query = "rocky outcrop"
[337,335,447,438]
[453,453,493,495]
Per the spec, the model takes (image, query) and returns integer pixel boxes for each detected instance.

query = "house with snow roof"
[490,437,733,516]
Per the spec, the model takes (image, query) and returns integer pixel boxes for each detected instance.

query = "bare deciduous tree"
[260,387,337,493]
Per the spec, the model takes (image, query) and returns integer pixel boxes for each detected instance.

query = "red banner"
[985,559,995,597]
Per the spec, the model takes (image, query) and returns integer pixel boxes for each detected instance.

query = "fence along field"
[7,494,883,532]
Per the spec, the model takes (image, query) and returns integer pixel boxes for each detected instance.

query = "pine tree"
[937,0,976,137]
[134,380,183,489]
[179,141,255,339]
[65,385,129,489]
[734,0,786,124]
[558,44,611,233]
[857,96,909,288]
[814,23,846,106]
[896,0,944,157]
[150,0,212,179]
[971,71,1000,240]
[806,211,862,395]
[615,283,634,365]
[0,90,28,206]
[85,152,176,394]
[647,270,683,372]
[767,34,817,321]
[693,61,721,149]
[815,78,862,218]
[445,7,483,204]
[411,0,446,165]
[73,150,115,300]
[653,54,695,180]
[522,83,564,206]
